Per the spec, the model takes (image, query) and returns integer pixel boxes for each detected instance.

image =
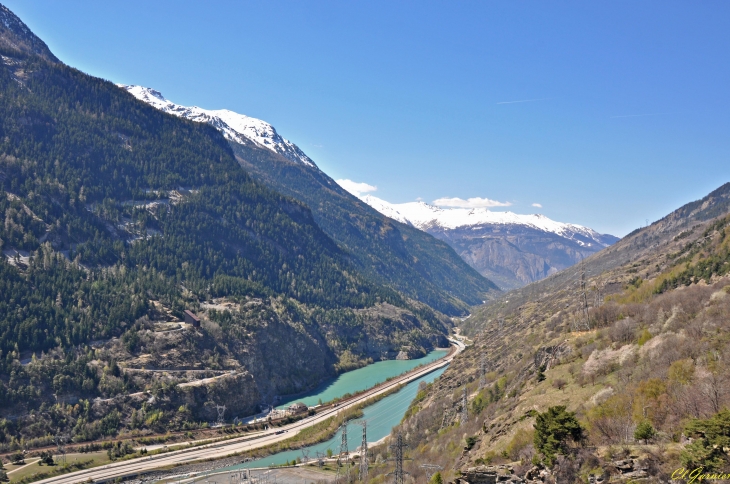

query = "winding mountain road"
[35,339,464,484]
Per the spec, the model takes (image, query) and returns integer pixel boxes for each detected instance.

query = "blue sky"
[6,1,730,236]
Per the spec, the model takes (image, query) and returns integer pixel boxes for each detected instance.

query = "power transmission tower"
[387,432,410,484]
[421,464,443,481]
[594,275,606,308]
[579,262,590,330]
[357,421,369,482]
[315,451,326,467]
[54,434,67,464]
[336,421,350,482]
[301,449,310,464]
[461,386,469,424]
[478,355,486,389]
[216,404,227,426]
[439,402,449,430]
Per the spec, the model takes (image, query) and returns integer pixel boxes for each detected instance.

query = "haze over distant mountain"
[123,85,499,314]
[357,194,619,290]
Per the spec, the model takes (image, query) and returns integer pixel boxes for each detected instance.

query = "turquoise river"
[277,349,448,409]
[217,350,449,472]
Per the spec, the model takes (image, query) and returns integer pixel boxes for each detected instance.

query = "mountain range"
[121,84,499,314]
[122,85,618,291]
[359,195,618,289]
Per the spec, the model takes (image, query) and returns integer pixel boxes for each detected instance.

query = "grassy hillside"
[365,188,730,483]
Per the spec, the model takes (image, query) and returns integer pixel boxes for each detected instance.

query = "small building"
[184,310,200,327]
[288,402,308,414]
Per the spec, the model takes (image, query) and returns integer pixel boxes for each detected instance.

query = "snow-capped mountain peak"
[359,195,614,248]
[120,85,315,168]
[355,193,618,289]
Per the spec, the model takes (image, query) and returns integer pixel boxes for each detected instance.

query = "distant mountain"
[359,196,618,290]
[458,181,730,337]
[123,86,500,314]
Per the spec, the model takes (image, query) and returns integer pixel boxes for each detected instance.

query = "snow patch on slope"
[120,85,315,167]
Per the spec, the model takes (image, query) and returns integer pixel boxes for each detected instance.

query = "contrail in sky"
[610,113,665,118]
[496,98,553,105]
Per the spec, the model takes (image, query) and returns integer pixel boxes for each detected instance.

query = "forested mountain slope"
[122,85,499,314]
[229,141,498,314]
[0,3,449,447]
[370,183,730,483]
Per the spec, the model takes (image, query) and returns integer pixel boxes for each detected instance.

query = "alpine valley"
[2,3,730,484]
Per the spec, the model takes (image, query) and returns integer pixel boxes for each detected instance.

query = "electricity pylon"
[336,421,350,482]
[357,421,369,482]
[461,386,468,424]
[387,432,410,484]
[421,464,443,481]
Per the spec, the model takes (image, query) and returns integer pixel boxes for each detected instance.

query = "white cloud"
[532,203,543,208]
[336,179,377,197]
[432,197,512,208]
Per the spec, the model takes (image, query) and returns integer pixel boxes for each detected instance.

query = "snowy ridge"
[120,85,315,167]
[360,195,612,248]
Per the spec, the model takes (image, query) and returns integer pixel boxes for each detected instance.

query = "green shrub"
[533,406,584,466]
[681,409,730,472]
[634,420,656,444]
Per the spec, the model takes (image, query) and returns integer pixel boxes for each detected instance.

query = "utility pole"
[387,432,410,484]
[421,464,443,482]
[461,386,469,425]
[358,421,369,482]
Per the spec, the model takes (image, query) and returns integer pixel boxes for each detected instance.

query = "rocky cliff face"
[100,298,449,420]
[433,224,611,290]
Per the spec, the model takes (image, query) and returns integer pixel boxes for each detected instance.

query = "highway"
[35,338,463,484]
